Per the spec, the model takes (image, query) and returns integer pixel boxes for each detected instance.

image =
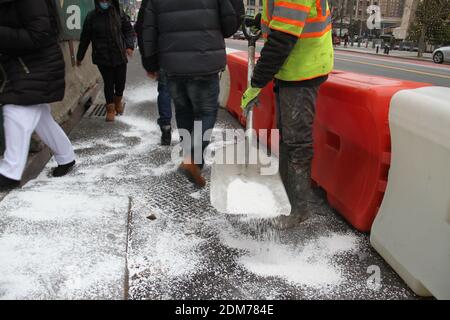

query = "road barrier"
[312,71,430,231]
[370,87,450,299]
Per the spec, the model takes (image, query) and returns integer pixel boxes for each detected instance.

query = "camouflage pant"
[275,83,320,217]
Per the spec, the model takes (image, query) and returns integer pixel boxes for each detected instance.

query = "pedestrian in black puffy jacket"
[0,0,76,191]
[77,0,136,122]
[136,0,244,187]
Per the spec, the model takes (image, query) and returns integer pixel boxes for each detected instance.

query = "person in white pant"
[0,104,75,184]
[0,0,76,191]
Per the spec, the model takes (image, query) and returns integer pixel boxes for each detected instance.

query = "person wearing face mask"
[76,0,136,122]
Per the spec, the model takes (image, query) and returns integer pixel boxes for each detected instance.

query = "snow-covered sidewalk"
[0,56,419,300]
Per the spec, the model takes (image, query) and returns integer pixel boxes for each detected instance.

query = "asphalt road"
[226,39,450,87]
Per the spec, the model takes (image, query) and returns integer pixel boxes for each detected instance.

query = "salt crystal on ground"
[125,83,158,104]
[189,191,202,200]
[0,191,129,299]
[226,178,279,217]
[219,226,360,290]
[147,161,179,176]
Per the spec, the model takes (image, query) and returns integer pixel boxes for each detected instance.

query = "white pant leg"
[0,104,43,180]
[34,104,75,165]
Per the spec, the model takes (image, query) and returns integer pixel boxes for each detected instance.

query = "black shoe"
[52,160,76,177]
[0,174,20,191]
[161,125,172,146]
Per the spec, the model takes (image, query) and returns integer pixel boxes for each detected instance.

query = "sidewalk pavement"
[335,44,433,62]
[0,55,421,300]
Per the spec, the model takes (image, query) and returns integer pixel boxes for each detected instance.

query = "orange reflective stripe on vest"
[272,1,310,27]
[301,11,331,38]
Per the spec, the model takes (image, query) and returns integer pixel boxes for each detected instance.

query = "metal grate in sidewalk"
[86,103,107,118]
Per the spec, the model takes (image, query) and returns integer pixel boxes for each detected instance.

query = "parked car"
[432,46,450,64]
[232,30,245,40]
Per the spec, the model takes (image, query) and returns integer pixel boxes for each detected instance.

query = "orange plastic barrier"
[312,71,430,231]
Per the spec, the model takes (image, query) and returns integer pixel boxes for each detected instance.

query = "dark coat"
[77,0,136,67]
[136,0,244,77]
[0,0,65,106]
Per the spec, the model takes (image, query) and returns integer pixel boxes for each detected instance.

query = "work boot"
[270,163,313,230]
[113,96,125,115]
[106,103,116,122]
[0,174,20,191]
[160,125,172,146]
[52,160,76,177]
[178,158,206,188]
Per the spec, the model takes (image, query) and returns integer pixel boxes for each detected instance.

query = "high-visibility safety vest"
[261,0,334,82]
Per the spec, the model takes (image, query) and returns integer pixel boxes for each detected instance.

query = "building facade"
[333,0,411,37]
[244,0,263,16]
[353,0,403,25]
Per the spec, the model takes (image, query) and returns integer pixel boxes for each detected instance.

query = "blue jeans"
[157,71,172,127]
[169,74,220,166]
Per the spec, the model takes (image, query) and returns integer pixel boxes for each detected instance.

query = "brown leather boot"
[179,158,206,188]
[113,96,124,115]
[106,103,116,122]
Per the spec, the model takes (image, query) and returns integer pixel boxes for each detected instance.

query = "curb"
[335,47,433,63]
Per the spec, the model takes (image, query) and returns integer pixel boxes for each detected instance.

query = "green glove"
[241,86,261,116]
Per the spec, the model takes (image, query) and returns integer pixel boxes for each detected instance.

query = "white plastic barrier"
[371,86,450,299]
[219,65,231,109]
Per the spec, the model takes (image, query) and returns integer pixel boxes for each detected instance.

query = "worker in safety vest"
[241,0,334,229]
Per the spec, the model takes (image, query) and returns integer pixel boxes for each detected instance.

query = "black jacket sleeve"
[229,0,245,32]
[76,12,93,62]
[138,0,159,72]
[251,29,298,88]
[121,11,136,50]
[219,0,239,38]
[135,0,147,56]
[0,0,53,51]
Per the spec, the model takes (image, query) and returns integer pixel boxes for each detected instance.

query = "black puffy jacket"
[0,0,65,106]
[77,0,136,67]
[136,0,244,77]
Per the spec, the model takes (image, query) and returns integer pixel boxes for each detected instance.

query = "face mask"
[99,2,111,10]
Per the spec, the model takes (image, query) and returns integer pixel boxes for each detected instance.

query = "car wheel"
[433,51,444,64]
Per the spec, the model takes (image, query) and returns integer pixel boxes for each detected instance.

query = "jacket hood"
[94,0,120,11]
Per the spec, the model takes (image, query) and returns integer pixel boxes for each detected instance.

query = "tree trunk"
[418,24,426,58]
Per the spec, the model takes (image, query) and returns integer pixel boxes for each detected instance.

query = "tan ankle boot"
[113,96,124,115]
[106,103,116,122]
